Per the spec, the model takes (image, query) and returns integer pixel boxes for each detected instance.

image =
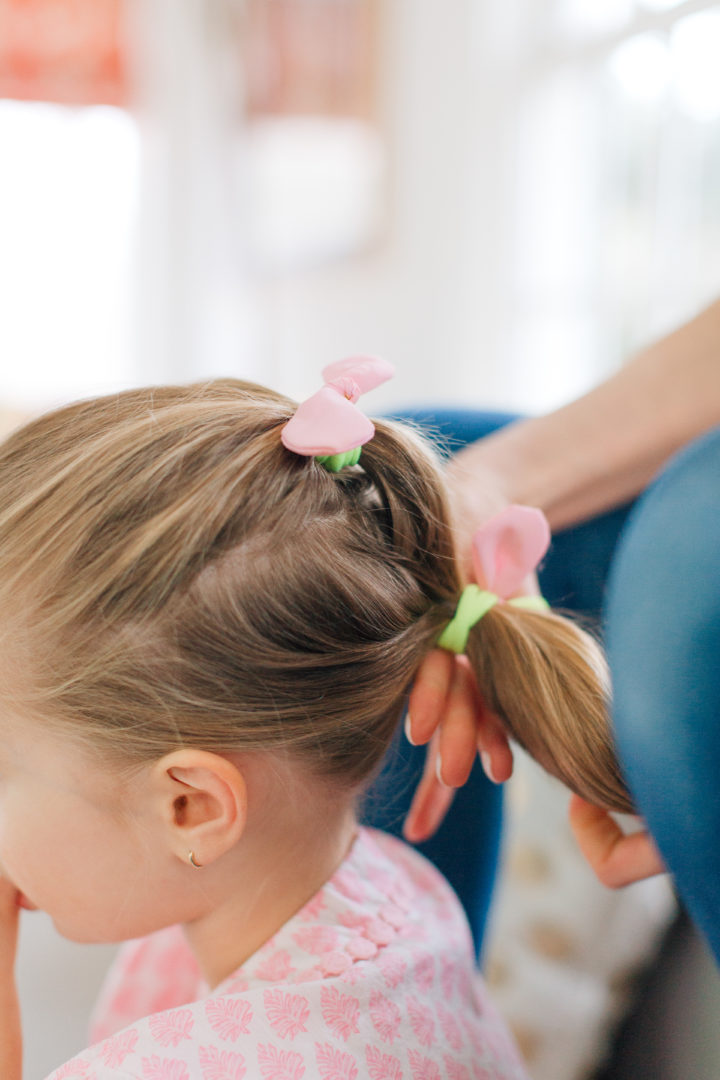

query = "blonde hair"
[0,379,632,811]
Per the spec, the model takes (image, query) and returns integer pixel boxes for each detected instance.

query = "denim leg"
[605,426,720,964]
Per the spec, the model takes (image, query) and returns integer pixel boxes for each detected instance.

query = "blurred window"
[0,0,127,105]
[0,100,139,407]
[506,0,720,411]
[240,0,386,269]
[0,0,137,408]
[244,0,376,120]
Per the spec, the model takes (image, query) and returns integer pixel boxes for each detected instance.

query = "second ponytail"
[466,605,634,813]
[437,504,634,814]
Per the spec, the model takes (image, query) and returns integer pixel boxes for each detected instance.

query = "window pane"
[608,33,671,104]
[670,11,720,121]
[553,0,635,40]
[638,0,688,11]
[246,117,385,268]
[0,101,139,407]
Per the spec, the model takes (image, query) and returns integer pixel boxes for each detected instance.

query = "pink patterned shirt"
[45,828,529,1080]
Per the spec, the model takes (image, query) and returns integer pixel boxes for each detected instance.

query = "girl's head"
[0,379,633,940]
[0,379,459,786]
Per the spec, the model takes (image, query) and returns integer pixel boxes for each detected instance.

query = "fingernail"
[404,713,417,746]
[435,752,446,786]
[403,818,418,842]
[481,751,499,784]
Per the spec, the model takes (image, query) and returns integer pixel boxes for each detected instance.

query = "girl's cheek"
[0,819,31,887]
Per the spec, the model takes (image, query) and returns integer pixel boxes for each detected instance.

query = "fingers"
[435,658,478,788]
[475,699,514,785]
[404,646,515,843]
[407,651,514,782]
[403,731,456,844]
[403,657,513,843]
[404,650,514,843]
[444,451,509,578]
[568,794,666,888]
[406,649,454,747]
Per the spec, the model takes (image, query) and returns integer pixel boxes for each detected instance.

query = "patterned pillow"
[483,748,677,1080]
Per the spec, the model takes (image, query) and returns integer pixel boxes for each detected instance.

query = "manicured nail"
[435,753,446,786]
[404,713,417,746]
[481,751,499,784]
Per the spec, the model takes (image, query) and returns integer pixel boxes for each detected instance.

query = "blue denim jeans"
[605,425,720,964]
[363,408,720,965]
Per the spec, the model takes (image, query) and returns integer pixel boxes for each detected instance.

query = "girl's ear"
[151,749,248,868]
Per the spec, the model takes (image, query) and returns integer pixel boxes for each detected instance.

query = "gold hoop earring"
[188,851,202,869]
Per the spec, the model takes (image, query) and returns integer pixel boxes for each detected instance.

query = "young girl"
[0,362,630,1080]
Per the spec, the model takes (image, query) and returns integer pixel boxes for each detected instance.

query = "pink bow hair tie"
[438,505,551,654]
[281,356,395,458]
[471,504,551,597]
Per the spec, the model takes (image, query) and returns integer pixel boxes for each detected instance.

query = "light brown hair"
[0,379,632,811]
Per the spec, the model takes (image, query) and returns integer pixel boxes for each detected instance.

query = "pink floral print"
[264,989,311,1039]
[407,1050,442,1080]
[197,1046,247,1080]
[292,926,339,955]
[436,1004,464,1053]
[315,1042,359,1080]
[257,1043,306,1079]
[43,829,529,1080]
[376,953,406,989]
[149,1009,195,1048]
[52,1061,92,1080]
[369,992,402,1044]
[320,986,361,1041]
[101,1028,139,1066]
[439,957,456,1001]
[141,1056,191,1080]
[365,1046,403,1080]
[205,997,253,1041]
[407,999,436,1049]
[255,950,295,982]
[412,954,435,994]
[444,1058,471,1080]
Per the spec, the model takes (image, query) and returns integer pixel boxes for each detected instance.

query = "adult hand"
[402,650,513,844]
[404,454,541,844]
[568,794,666,887]
[444,449,509,579]
[418,442,665,890]
[404,681,668,892]
[0,877,23,1079]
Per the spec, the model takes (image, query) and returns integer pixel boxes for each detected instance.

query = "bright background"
[2,0,720,417]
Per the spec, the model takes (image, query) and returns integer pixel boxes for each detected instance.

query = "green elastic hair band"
[315,447,362,472]
[437,586,550,655]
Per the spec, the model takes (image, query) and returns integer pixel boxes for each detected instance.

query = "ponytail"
[466,605,634,813]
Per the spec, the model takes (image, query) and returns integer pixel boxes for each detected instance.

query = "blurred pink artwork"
[0,0,127,106]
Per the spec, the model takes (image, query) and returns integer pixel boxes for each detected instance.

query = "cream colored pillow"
[484,749,677,1080]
